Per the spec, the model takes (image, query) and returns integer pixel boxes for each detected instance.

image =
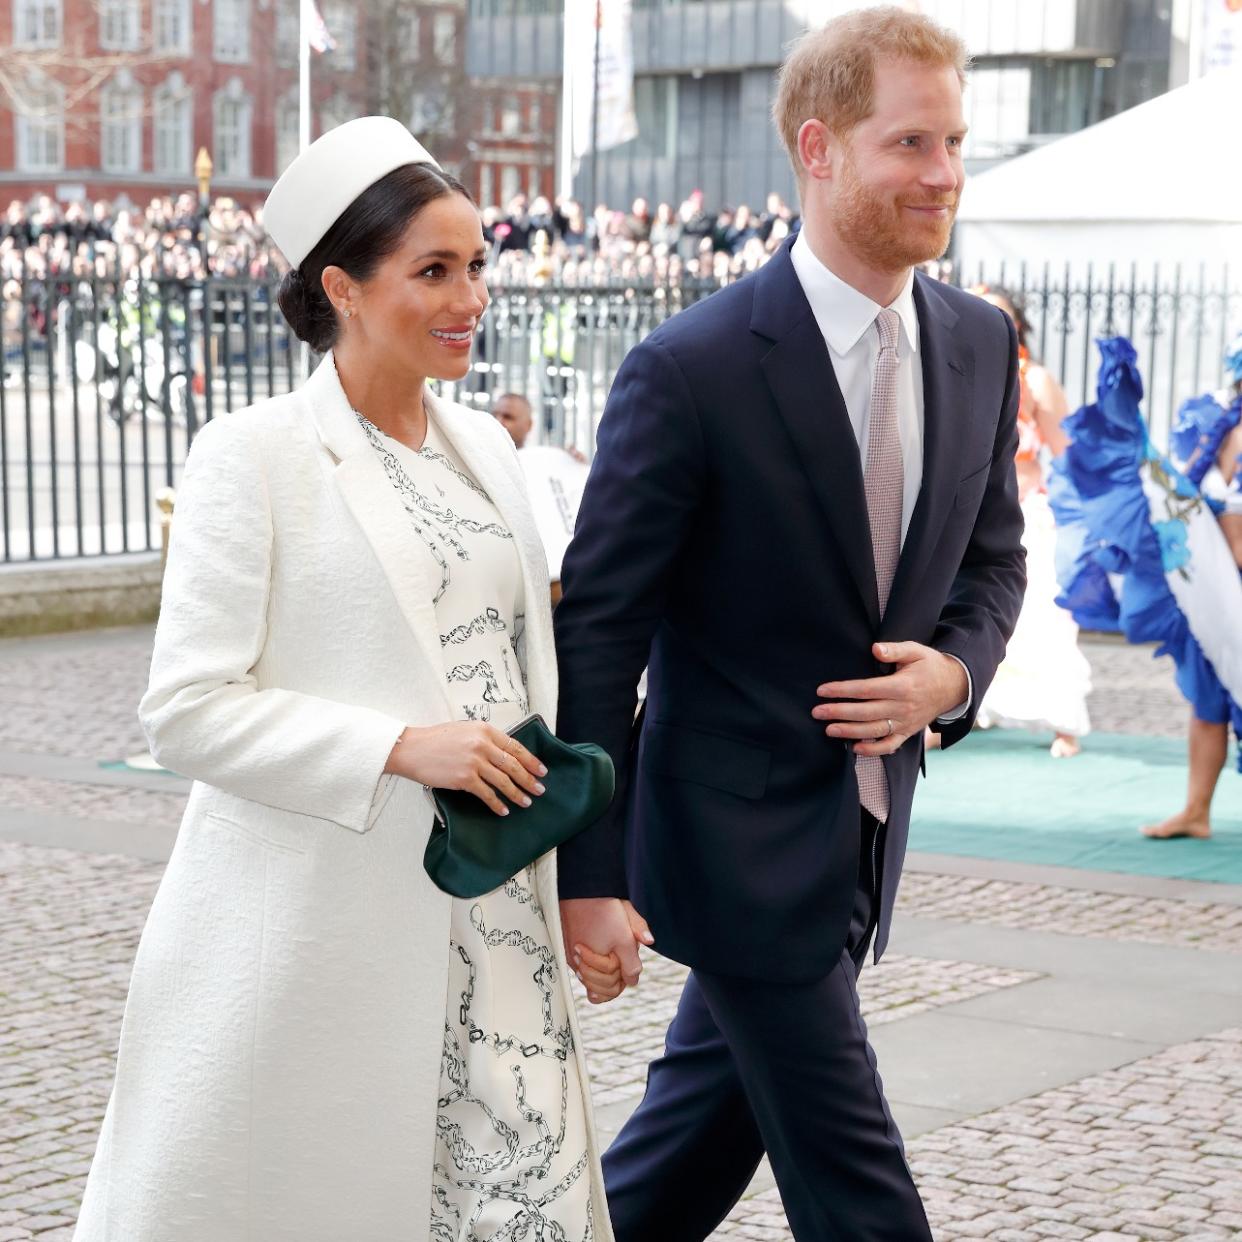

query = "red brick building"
[469,79,558,209]
[0,0,469,209]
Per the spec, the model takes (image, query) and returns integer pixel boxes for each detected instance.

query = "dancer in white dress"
[357,410,595,1237]
[970,286,1092,755]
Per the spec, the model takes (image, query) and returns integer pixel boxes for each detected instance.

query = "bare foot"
[1050,734,1081,759]
[1141,812,1211,840]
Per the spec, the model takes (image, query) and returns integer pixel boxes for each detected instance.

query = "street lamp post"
[193,147,214,423]
[194,147,213,275]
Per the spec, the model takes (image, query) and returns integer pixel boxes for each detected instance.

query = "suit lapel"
[753,247,880,627]
[887,275,974,623]
[303,354,454,715]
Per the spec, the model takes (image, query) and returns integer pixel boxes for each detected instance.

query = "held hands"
[813,642,969,756]
[385,722,548,816]
[387,727,649,1003]
[560,898,654,1004]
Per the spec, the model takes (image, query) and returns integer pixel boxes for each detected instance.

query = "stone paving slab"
[0,752,190,794]
[578,951,1040,1110]
[715,1028,1242,1241]
[0,775,187,827]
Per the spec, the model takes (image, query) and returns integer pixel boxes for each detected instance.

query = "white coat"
[73,355,613,1242]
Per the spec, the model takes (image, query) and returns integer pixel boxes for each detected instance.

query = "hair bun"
[276,265,335,352]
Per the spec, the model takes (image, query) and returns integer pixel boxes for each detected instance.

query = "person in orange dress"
[960,285,1092,756]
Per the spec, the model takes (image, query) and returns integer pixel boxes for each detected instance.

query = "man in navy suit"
[554,8,1026,1239]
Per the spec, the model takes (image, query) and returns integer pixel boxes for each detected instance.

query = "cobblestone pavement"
[0,631,150,762]
[1,627,1240,1240]
[0,838,1040,1238]
[899,873,1242,953]
[1078,642,1186,740]
[719,1030,1242,1241]
[0,844,160,1240]
[2,827,1239,1240]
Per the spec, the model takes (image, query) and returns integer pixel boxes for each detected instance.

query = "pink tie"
[856,309,903,823]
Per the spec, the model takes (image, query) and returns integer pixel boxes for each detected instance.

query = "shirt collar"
[790,229,919,357]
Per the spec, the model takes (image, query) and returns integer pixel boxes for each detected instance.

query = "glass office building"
[466,0,1173,209]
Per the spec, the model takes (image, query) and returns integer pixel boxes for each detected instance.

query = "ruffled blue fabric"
[1062,337,1241,770]
[1047,455,1121,631]
[1170,391,1242,496]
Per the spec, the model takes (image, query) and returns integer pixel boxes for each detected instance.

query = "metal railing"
[954,259,1240,450]
[1,271,301,562]
[1,261,1238,563]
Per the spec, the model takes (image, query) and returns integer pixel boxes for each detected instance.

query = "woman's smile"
[430,324,476,350]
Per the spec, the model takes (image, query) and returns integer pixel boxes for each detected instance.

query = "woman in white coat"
[73,118,632,1241]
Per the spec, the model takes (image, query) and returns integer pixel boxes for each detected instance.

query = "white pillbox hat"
[263,116,441,268]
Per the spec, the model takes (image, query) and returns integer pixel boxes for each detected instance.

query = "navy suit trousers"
[601,812,934,1242]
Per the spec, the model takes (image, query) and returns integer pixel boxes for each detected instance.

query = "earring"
[343,309,352,319]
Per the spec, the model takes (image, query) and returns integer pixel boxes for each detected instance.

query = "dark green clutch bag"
[422,713,615,899]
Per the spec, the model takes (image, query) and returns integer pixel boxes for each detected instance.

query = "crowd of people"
[1,193,279,287]
[0,186,802,291]
[481,189,801,284]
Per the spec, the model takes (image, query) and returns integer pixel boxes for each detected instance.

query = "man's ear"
[796,119,836,184]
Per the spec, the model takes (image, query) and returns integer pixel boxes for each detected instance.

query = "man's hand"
[560,898,654,1005]
[812,642,969,757]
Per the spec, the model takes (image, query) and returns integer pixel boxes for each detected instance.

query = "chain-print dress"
[357,411,594,1241]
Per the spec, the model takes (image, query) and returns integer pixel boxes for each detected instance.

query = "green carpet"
[913,730,1242,883]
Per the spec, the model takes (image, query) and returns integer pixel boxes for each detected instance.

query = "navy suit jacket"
[554,239,1026,983]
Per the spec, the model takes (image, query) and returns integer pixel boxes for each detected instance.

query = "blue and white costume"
[1060,336,1242,771]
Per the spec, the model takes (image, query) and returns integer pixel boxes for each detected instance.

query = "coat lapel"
[303,354,454,715]
[886,274,974,624]
[752,246,880,627]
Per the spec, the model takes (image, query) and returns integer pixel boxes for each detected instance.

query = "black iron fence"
[954,258,1240,449]
[1,261,1238,563]
[1,272,300,562]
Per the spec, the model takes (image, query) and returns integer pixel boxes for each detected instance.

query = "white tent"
[954,68,1242,275]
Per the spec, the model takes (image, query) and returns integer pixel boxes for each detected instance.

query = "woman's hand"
[386,722,547,816]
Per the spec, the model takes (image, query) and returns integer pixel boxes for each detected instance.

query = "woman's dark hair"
[276,162,473,353]
[971,282,1032,354]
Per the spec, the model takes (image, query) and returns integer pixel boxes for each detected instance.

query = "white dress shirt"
[789,229,971,721]
[790,229,923,543]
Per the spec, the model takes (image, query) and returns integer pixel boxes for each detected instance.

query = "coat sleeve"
[139,415,408,832]
[931,310,1028,747]
[554,336,706,898]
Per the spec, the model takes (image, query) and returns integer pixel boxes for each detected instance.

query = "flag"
[566,0,638,160]
[302,0,336,54]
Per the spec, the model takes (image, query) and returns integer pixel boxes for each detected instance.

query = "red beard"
[832,147,958,274]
